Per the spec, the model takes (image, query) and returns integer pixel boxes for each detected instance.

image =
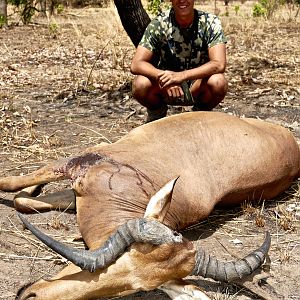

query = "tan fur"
[19,243,196,300]
[1,112,299,299]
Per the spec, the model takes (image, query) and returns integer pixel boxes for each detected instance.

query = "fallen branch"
[0,252,63,261]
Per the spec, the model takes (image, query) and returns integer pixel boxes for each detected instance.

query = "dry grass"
[0,1,300,299]
[2,2,299,160]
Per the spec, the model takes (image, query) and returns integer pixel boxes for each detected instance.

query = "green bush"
[0,15,7,27]
[147,0,163,15]
[49,21,59,32]
[234,5,240,15]
[253,2,267,17]
[253,0,282,19]
[147,0,170,15]
[56,3,64,14]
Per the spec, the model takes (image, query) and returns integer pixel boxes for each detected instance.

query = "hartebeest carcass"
[1,112,299,300]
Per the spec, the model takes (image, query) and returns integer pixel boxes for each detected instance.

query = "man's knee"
[132,76,165,110]
[132,76,151,99]
[207,73,228,98]
[192,74,228,111]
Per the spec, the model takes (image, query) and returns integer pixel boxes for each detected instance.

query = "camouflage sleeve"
[206,15,227,48]
[139,18,162,53]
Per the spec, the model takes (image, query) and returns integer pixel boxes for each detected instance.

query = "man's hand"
[157,70,186,89]
[164,85,184,101]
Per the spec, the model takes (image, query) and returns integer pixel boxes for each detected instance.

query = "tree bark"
[0,0,7,26]
[114,0,151,47]
[39,0,47,16]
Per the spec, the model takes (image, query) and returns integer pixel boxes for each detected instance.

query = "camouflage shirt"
[139,8,227,71]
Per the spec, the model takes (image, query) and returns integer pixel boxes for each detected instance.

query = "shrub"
[147,0,170,15]
[147,0,163,15]
[253,2,267,17]
[0,15,7,28]
[253,0,282,19]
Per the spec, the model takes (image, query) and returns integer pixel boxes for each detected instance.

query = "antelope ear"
[144,177,179,222]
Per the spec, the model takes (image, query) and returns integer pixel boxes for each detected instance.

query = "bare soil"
[0,2,299,300]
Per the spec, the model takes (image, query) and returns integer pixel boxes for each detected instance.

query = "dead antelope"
[0,112,299,300]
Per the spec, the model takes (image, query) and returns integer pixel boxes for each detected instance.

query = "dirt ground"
[0,1,299,299]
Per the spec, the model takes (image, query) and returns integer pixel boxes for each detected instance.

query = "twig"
[0,293,15,299]
[72,123,112,144]
[30,246,41,276]
[3,43,12,57]
[85,38,112,89]
[235,279,283,300]
[125,108,136,120]
[0,252,62,261]
[6,217,56,254]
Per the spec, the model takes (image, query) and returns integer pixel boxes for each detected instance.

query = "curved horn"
[18,213,182,272]
[191,232,271,282]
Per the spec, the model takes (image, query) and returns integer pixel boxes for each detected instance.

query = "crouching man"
[130,0,228,122]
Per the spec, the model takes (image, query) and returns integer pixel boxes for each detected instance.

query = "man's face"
[170,0,195,17]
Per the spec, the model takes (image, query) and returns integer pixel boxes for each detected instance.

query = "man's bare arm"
[183,43,227,80]
[130,46,162,80]
[158,43,226,88]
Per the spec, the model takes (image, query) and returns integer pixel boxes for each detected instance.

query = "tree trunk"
[39,0,47,16]
[114,0,151,47]
[0,0,7,27]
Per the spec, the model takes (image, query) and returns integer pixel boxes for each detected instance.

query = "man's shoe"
[146,106,168,123]
[192,103,211,111]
